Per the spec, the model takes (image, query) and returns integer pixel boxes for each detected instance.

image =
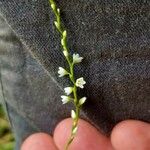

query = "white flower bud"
[54,21,59,29]
[57,8,60,14]
[63,30,67,38]
[61,38,65,46]
[79,97,87,106]
[71,110,76,119]
[72,127,78,134]
[51,4,55,10]
[63,51,68,57]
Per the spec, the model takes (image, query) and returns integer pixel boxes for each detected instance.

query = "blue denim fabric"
[0,0,150,149]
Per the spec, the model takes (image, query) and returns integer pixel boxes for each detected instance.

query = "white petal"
[73,53,83,63]
[64,87,73,95]
[75,77,86,88]
[58,67,68,77]
[61,95,70,104]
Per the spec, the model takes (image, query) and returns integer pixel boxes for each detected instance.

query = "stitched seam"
[0,13,64,92]
[0,14,61,132]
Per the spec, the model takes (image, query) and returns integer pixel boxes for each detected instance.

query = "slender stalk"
[65,107,80,150]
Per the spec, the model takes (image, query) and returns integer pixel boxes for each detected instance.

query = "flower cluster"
[58,53,87,105]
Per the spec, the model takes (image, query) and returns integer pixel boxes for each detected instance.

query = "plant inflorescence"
[49,0,87,149]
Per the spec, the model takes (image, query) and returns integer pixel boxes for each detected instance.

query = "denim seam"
[0,13,64,93]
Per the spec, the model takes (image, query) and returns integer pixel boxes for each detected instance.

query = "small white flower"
[64,87,73,95]
[72,127,78,134]
[79,97,87,106]
[73,53,83,63]
[63,51,68,57]
[75,77,86,88]
[58,67,68,77]
[61,95,70,104]
[71,110,76,119]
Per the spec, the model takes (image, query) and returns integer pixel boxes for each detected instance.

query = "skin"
[21,118,150,150]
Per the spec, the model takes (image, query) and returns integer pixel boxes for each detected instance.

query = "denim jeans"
[0,0,150,149]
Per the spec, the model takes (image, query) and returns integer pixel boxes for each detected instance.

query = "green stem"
[65,107,80,150]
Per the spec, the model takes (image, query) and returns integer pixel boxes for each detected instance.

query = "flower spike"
[49,0,87,149]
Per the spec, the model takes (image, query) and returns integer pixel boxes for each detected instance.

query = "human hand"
[21,118,150,150]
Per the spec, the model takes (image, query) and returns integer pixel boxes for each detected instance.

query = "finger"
[111,120,150,150]
[21,133,58,150]
[54,118,113,150]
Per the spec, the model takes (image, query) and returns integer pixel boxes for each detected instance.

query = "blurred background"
[0,104,15,150]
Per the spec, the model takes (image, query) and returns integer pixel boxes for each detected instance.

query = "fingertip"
[53,118,72,149]
[54,118,113,150]
[21,133,57,150]
[111,120,150,150]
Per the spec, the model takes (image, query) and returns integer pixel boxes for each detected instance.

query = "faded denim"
[0,0,150,150]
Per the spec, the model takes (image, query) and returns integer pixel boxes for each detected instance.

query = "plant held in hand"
[49,0,87,149]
